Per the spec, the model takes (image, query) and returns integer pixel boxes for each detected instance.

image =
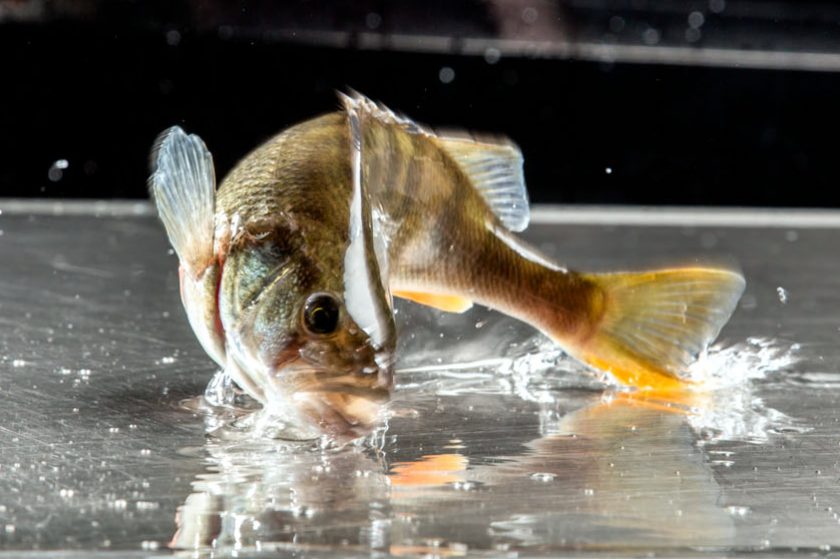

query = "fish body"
[150,93,745,437]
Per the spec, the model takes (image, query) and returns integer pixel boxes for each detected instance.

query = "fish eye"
[302,293,341,335]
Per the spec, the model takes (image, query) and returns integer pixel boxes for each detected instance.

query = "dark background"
[3,0,840,206]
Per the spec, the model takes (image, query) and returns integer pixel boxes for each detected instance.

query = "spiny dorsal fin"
[341,96,396,350]
[338,90,431,136]
[149,126,216,276]
[338,91,530,232]
[436,134,529,232]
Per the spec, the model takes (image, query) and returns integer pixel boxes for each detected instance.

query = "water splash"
[396,334,805,445]
[685,337,806,444]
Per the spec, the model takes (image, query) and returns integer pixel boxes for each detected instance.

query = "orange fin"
[571,267,745,392]
[393,290,473,313]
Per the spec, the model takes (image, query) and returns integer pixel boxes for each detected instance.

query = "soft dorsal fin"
[437,135,530,232]
[149,126,216,277]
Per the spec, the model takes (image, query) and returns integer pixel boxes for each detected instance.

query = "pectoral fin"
[393,290,473,313]
[149,126,216,278]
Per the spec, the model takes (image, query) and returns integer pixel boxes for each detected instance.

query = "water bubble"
[530,472,556,482]
[439,67,455,84]
[777,287,788,304]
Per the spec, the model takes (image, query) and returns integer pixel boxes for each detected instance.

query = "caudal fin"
[572,268,745,391]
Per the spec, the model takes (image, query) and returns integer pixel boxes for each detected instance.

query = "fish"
[149,92,745,438]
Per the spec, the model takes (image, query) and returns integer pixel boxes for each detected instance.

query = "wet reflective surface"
[1,202,839,557]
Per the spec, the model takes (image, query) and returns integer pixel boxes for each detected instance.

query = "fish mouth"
[265,356,394,439]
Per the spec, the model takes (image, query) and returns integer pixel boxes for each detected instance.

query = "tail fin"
[148,126,216,277]
[572,268,745,391]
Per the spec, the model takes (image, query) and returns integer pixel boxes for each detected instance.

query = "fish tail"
[565,267,745,391]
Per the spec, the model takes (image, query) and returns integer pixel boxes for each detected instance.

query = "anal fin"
[393,290,473,313]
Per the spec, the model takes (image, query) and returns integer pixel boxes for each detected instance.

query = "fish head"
[221,237,396,438]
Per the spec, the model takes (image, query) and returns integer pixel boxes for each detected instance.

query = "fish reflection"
[171,376,773,554]
[170,436,392,553]
[483,392,736,549]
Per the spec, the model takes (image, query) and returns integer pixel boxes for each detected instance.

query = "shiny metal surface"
[0,202,838,557]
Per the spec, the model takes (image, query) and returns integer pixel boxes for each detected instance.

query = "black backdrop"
[2,17,839,206]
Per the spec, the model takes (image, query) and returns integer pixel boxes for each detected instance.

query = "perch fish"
[149,93,745,437]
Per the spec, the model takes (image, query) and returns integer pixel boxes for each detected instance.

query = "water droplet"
[685,27,702,42]
[161,356,176,364]
[5,524,15,534]
[365,12,382,30]
[140,448,151,456]
[688,11,705,28]
[12,359,25,368]
[141,540,160,550]
[727,505,750,517]
[584,488,595,496]
[642,28,660,45]
[709,0,726,13]
[165,29,181,46]
[48,159,69,182]
[484,47,501,64]
[777,287,788,304]
[530,472,556,482]
[108,427,119,434]
[605,167,612,174]
[521,7,538,24]
[609,15,626,33]
[439,66,455,84]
